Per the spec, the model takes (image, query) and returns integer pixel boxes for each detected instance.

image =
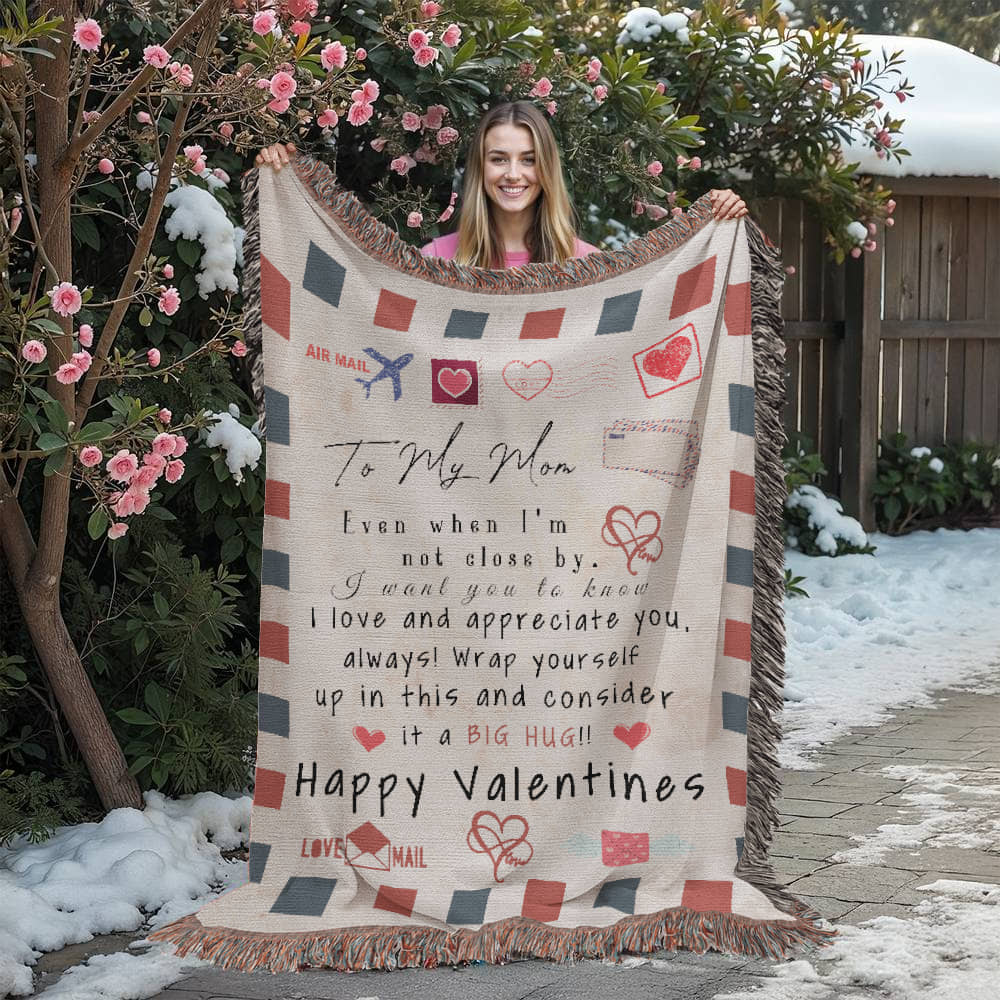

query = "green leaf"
[116,707,158,726]
[220,535,244,564]
[452,36,476,70]
[144,681,170,720]
[41,400,70,434]
[127,755,154,776]
[71,214,101,251]
[176,237,202,267]
[87,507,109,540]
[75,421,114,442]
[36,432,67,451]
[29,317,64,335]
[194,474,219,512]
[153,592,170,619]
[139,307,154,327]
[43,448,67,477]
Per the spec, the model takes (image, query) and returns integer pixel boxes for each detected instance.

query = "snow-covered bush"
[785,484,876,556]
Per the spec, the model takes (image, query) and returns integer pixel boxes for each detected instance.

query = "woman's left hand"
[709,189,748,220]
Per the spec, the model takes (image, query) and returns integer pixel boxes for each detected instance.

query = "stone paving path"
[30,685,1000,999]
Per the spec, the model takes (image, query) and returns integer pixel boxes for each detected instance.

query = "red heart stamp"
[614,722,651,750]
[642,336,692,381]
[353,726,386,752]
[437,366,473,398]
[502,360,553,400]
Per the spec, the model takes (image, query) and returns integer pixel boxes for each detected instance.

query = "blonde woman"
[256,100,747,268]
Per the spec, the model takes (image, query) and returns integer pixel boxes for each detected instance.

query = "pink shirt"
[420,230,601,268]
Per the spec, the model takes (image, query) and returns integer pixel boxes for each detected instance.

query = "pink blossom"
[360,79,380,101]
[132,464,160,489]
[212,167,231,182]
[78,324,94,347]
[688,156,701,169]
[414,143,438,163]
[114,488,149,517]
[586,57,602,83]
[633,200,645,215]
[79,445,103,468]
[321,41,347,70]
[347,101,374,126]
[402,111,422,131]
[158,408,172,424]
[442,24,461,47]
[9,206,21,232]
[287,0,317,15]
[677,154,689,166]
[874,99,884,109]
[268,97,290,113]
[165,459,185,484]
[22,340,47,363]
[863,239,877,251]
[672,206,683,216]
[136,111,152,124]
[291,20,311,36]
[269,71,297,100]
[147,348,161,367]
[71,350,92,372]
[655,81,665,94]
[97,158,114,174]
[108,522,129,539]
[191,158,207,174]
[437,204,454,223]
[850,246,862,258]
[171,435,188,457]
[436,126,458,145]
[56,363,84,384]
[231,339,248,357]
[545,100,556,116]
[646,204,669,220]
[530,77,553,98]
[390,154,417,175]
[413,45,438,67]
[82,110,101,124]
[852,58,864,73]
[406,210,423,228]
[785,265,796,275]
[821,77,833,91]
[158,286,181,316]
[107,449,139,483]
[183,144,204,163]
[886,199,896,213]
[886,217,895,227]
[593,84,608,102]
[152,432,177,456]
[646,160,663,177]
[370,136,388,151]
[219,122,234,138]
[143,451,167,473]
[252,10,277,35]
[355,47,367,60]
[48,281,83,317]
[420,0,442,15]
[162,264,174,279]
[143,44,170,68]
[408,29,429,50]
[73,18,102,52]
[868,221,877,235]
[423,104,447,129]
[168,62,194,87]
[896,90,906,102]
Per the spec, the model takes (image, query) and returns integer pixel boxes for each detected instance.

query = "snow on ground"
[781,526,1000,768]
[2,529,1000,997]
[0,791,250,998]
[831,764,1000,865]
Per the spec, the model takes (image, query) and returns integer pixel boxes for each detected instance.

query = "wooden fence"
[754,176,1000,530]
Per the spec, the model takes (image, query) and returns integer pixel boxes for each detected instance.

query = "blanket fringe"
[147,897,835,973]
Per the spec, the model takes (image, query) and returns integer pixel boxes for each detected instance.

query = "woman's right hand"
[254,142,296,171]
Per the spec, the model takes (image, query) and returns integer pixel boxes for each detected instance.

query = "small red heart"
[614,723,651,750]
[353,726,386,752]
[643,337,691,381]
[437,366,473,398]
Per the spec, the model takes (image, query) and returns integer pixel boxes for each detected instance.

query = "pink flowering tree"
[0,0,378,813]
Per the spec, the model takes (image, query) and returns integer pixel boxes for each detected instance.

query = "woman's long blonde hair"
[451,101,580,268]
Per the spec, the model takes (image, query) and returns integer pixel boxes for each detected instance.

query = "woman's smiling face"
[482,122,542,217]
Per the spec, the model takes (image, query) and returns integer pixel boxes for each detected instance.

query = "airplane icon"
[354,347,414,401]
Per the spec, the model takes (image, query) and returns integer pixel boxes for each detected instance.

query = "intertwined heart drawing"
[601,505,664,576]
[466,810,534,883]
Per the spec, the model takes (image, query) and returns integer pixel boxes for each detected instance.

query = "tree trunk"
[3,0,144,810]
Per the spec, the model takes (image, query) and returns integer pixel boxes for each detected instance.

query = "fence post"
[840,243,882,530]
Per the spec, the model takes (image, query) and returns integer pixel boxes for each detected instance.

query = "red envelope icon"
[346,821,391,871]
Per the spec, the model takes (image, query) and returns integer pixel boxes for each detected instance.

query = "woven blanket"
[149,151,836,972]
